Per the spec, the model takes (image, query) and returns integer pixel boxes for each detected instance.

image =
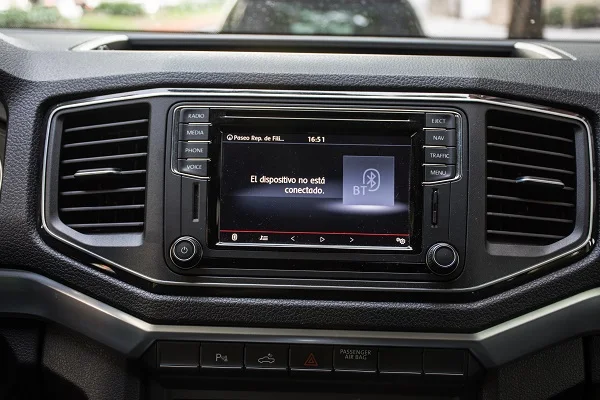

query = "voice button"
[178,159,209,177]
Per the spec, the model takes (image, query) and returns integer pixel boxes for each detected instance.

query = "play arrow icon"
[319,237,325,243]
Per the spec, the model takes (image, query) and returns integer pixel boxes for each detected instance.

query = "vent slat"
[487,142,574,159]
[63,135,148,149]
[487,177,574,191]
[487,125,573,143]
[60,204,145,212]
[486,111,577,246]
[60,187,145,196]
[61,169,146,180]
[487,212,573,224]
[57,105,149,234]
[63,118,149,133]
[487,230,565,240]
[487,160,575,176]
[486,194,574,208]
[67,222,145,229]
[61,152,147,165]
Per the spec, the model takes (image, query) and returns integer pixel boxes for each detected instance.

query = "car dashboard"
[0,29,599,400]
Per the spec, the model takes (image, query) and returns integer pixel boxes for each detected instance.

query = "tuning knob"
[170,236,202,269]
[426,243,459,276]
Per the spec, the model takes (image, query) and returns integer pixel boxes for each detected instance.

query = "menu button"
[424,165,456,182]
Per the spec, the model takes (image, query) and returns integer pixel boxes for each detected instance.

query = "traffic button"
[424,147,456,164]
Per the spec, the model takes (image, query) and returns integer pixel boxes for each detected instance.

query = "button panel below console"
[153,340,473,380]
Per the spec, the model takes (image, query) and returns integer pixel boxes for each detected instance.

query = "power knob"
[170,236,202,269]
[426,243,459,276]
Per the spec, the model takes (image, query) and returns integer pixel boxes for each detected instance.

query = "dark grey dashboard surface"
[0,29,598,334]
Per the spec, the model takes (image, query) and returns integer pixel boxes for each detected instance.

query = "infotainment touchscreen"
[218,133,412,250]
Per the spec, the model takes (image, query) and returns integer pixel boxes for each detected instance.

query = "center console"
[165,104,467,280]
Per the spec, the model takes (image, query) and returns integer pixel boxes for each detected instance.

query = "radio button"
[425,129,456,146]
[425,113,456,129]
[178,159,209,177]
[180,108,209,123]
[424,165,456,182]
[424,147,456,164]
[178,142,208,159]
[179,124,209,141]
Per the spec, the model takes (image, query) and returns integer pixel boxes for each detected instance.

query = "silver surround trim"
[2,269,600,368]
[41,89,594,292]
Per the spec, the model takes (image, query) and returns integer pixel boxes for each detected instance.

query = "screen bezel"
[206,107,424,254]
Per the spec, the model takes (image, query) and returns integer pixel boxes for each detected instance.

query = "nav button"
[424,165,456,182]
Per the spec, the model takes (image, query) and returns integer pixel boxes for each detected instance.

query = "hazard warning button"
[289,345,333,372]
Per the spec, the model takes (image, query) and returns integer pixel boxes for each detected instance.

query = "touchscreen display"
[218,133,412,249]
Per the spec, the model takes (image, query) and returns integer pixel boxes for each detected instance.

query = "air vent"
[486,110,577,245]
[57,104,149,234]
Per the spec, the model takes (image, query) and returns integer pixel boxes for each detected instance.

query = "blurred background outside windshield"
[0,0,598,40]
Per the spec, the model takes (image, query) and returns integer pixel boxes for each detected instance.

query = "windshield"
[0,0,598,41]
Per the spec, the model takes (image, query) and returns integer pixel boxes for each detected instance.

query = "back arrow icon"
[291,236,295,242]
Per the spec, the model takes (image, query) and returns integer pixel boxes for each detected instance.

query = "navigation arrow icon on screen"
[319,237,325,243]
[349,237,354,243]
[291,236,295,242]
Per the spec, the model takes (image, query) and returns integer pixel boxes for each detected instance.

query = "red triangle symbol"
[304,353,319,367]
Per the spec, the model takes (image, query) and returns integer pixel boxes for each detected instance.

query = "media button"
[290,345,333,372]
[424,147,456,164]
[424,165,456,182]
[178,159,209,177]
[425,113,456,129]
[333,346,377,373]
[200,343,244,369]
[178,142,208,159]
[179,124,209,141]
[425,129,456,146]
[180,108,209,123]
